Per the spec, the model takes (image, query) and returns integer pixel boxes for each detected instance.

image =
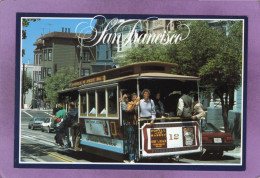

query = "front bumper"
[33,124,42,129]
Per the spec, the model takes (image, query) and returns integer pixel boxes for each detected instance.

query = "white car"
[41,117,56,133]
[28,117,45,130]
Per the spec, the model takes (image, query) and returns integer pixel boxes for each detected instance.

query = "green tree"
[44,67,78,108]
[199,21,243,132]
[22,18,39,56]
[22,72,33,95]
[119,43,175,66]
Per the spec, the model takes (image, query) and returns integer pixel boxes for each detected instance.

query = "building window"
[82,51,90,62]
[38,55,41,65]
[81,69,90,76]
[44,50,47,61]
[37,55,40,65]
[48,49,52,61]
[39,71,41,81]
[47,68,51,76]
[44,68,46,78]
[41,67,44,79]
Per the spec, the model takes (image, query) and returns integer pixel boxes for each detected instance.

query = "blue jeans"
[127,125,138,161]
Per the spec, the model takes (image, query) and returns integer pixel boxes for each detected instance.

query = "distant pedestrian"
[37,100,40,110]
[43,99,47,110]
[41,100,44,109]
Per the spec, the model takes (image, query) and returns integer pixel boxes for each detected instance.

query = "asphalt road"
[20,109,241,164]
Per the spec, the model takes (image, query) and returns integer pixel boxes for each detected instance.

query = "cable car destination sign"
[71,75,106,87]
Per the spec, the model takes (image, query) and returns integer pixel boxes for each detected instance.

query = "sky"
[22,18,97,64]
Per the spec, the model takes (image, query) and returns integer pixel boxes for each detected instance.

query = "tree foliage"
[119,43,176,65]
[120,20,243,132]
[22,72,33,95]
[44,67,78,108]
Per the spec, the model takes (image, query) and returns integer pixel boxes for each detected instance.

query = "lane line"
[48,152,74,162]
[23,111,33,118]
[44,112,53,116]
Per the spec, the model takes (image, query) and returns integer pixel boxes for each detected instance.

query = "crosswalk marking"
[23,111,33,118]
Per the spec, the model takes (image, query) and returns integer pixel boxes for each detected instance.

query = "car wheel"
[41,128,44,132]
[28,125,31,129]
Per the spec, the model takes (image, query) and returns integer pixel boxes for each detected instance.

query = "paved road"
[20,109,241,164]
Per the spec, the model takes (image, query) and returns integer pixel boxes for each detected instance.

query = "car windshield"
[202,123,220,133]
[35,118,45,121]
[44,118,50,123]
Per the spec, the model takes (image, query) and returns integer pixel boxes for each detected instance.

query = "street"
[20,109,241,164]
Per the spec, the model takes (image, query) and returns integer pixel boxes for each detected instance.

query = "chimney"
[68,28,70,33]
[65,28,67,33]
[62,27,64,32]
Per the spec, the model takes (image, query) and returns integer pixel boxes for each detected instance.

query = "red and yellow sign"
[71,75,106,87]
[150,129,167,148]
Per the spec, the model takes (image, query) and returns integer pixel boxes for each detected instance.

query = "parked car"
[202,122,235,157]
[41,117,56,133]
[28,117,46,130]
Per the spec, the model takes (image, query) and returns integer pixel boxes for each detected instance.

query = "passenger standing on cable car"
[120,94,130,157]
[191,94,206,120]
[126,93,140,162]
[154,92,166,120]
[140,89,156,125]
[55,104,66,147]
[64,102,80,151]
[177,90,193,119]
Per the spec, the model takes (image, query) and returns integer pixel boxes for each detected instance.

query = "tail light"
[202,137,209,143]
[226,136,233,143]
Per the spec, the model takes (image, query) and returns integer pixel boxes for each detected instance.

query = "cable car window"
[97,89,106,117]
[80,93,87,116]
[88,91,96,116]
[107,87,118,117]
